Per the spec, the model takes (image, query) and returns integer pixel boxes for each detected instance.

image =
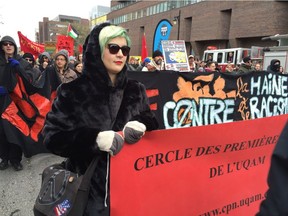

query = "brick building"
[107,0,288,59]
[38,15,89,44]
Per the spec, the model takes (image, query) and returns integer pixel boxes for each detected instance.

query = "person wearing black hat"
[0,36,39,171]
[151,49,165,71]
[23,52,35,66]
[234,56,254,74]
[22,52,42,80]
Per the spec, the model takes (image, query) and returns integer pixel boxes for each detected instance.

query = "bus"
[202,48,251,72]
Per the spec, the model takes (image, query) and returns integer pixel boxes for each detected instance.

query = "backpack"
[33,157,98,216]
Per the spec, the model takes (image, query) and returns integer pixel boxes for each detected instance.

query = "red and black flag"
[0,64,61,157]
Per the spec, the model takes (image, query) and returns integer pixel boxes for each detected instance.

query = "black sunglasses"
[2,42,13,46]
[25,58,33,62]
[107,44,130,56]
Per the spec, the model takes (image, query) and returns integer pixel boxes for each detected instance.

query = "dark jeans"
[0,124,22,163]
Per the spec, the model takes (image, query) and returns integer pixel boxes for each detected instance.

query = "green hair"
[99,25,131,57]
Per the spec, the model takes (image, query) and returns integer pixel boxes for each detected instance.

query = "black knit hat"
[23,53,35,61]
[23,53,35,65]
[243,56,251,63]
[152,50,163,58]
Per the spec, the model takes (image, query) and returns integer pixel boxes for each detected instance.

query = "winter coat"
[42,23,159,215]
[232,63,254,75]
[45,49,77,84]
[0,36,41,159]
[256,121,288,216]
[38,52,53,72]
[267,59,281,73]
[0,36,41,90]
[238,63,254,73]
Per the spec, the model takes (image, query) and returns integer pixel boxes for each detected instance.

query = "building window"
[112,0,201,24]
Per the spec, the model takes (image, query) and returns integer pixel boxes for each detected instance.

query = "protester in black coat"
[42,23,158,215]
[267,59,281,73]
[257,121,288,215]
[0,36,38,171]
[22,52,42,81]
[38,51,52,72]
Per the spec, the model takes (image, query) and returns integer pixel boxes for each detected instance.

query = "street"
[0,153,63,216]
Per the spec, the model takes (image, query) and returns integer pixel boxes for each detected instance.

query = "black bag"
[33,157,98,216]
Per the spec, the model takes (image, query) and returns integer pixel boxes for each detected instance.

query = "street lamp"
[173,17,178,25]
[173,10,181,40]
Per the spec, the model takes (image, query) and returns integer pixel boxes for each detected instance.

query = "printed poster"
[110,114,288,216]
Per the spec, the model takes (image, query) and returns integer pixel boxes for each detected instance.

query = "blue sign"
[153,19,173,53]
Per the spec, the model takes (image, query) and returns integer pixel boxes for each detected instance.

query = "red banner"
[78,44,83,54]
[110,115,288,216]
[56,35,74,56]
[17,31,44,58]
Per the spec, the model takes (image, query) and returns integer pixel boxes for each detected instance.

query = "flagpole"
[67,23,70,37]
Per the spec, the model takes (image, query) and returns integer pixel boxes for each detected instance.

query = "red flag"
[17,31,44,57]
[56,35,74,56]
[141,33,148,61]
[78,44,83,54]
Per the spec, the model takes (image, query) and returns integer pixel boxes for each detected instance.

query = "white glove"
[123,121,146,144]
[96,131,124,156]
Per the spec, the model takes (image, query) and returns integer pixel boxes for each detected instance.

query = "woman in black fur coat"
[42,23,159,215]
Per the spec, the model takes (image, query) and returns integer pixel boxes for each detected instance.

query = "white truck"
[261,34,288,73]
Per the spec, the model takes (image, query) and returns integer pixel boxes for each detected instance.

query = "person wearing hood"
[38,51,52,72]
[45,49,77,83]
[42,23,159,215]
[267,59,281,73]
[0,35,38,171]
[68,55,77,70]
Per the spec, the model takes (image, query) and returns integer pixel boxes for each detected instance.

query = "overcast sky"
[0,0,111,46]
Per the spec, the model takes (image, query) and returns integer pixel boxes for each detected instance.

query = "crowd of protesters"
[1,21,288,216]
[127,51,285,74]
[1,32,286,172]
[0,35,82,171]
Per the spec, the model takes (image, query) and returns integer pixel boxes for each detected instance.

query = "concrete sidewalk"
[0,153,63,216]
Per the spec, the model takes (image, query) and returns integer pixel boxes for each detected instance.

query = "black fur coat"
[43,23,158,215]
